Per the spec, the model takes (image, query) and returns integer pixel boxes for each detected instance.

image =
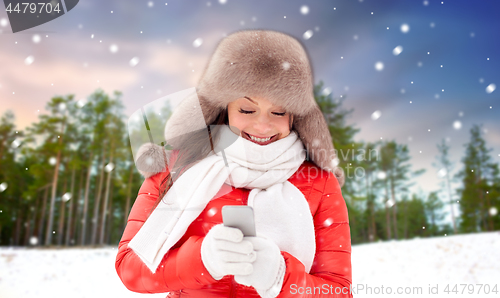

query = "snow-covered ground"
[1,232,499,298]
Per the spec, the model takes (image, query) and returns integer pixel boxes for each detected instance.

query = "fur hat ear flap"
[293,108,345,187]
[135,143,170,179]
[163,91,222,150]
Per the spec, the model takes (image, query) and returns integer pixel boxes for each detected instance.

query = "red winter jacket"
[116,161,353,297]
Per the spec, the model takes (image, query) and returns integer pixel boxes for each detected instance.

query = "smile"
[243,132,278,145]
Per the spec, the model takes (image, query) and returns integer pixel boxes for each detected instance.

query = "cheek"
[227,110,247,132]
[276,117,291,136]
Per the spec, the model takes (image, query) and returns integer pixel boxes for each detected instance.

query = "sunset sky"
[1,0,499,212]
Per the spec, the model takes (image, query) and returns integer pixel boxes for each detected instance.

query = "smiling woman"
[116,30,352,298]
[227,96,293,146]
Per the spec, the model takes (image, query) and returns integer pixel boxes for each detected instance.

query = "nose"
[253,113,273,135]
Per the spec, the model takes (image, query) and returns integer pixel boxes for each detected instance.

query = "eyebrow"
[244,96,258,105]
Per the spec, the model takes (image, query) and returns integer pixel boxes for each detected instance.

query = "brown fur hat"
[158,30,345,187]
[133,30,344,186]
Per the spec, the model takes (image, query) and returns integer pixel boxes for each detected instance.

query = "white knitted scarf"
[128,125,316,274]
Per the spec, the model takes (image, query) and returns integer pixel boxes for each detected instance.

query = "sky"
[1,0,499,215]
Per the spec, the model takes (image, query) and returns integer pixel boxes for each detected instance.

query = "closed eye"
[272,112,286,116]
[238,109,254,114]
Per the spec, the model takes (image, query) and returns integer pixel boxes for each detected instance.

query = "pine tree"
[313,81,362,241]
[457,125,499,232]
[425,191,445,236]
[433,139,458,234]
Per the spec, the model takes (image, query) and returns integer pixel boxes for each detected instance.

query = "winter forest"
[1,0,500,297]
[0,81,499,247]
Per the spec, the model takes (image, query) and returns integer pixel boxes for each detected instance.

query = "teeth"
[249,134,271,143]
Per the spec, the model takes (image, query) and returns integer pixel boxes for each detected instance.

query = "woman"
[116,30,352,298]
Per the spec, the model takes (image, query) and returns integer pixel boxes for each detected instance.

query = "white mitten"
[201,224,257,280]
[234,236,286,298]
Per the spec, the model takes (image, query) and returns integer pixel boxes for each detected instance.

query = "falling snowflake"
[105,163,115,172]
[323,218,333,227]
[49,157,57,166]
[423,0,429,5]
[32,34,41,44]
[400,23,410,33]
[24,56,35,65]
[393,46,403,56]
[300,5,309,15]
[371,110,381,120]
[330,158,340,168]
[147,1,154,7]
[207,207,217,217]
[377,171,387,180]
[77,98,87,108]
[29,236,38,245]
[11,139,21,149]
[0,182,8,192]
[385,199,395,208]
[453,120,462,130]
[282,61,290,70]
[58,103,66,111]
[374,61,384,71]
[303,30,313,40]
[129,57,140,67]
[193,38,203,48]
[322,87,332,96]
[219,0,227,4]
[438,168,447,178]
[62,193,72,202]
[490,207,498,216]
[0,18,8,27]
[109,44,119,53]
[486,83,496,94]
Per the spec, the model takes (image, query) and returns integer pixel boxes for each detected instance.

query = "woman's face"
[227,96,292,145]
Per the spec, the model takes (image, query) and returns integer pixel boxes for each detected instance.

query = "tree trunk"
[14,209,23,246]
[37,185,50,245]
[484,185,494,231]
[99,150,114,245]
[45,119,66,246]
[91,149,106,245]
[23,207,31,246]
[477,170,487,231]
[80,151,94,246]
[123,164,135,228]
[69,169,86,245]
[106,185,115,245]
[64,166,79,246]
[385,181,392,240]
[403,197,409,239]
[25,195,40,246]
[390,178,398,239]
[365,171,372,242]
[56,171,69,245]
[369,174,377,241]
[445,169,457,234]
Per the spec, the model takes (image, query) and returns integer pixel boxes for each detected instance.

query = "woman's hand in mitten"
[234,236,286,298]
[201,224,256,280]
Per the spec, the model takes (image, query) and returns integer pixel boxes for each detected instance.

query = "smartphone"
[221,205,256,237]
